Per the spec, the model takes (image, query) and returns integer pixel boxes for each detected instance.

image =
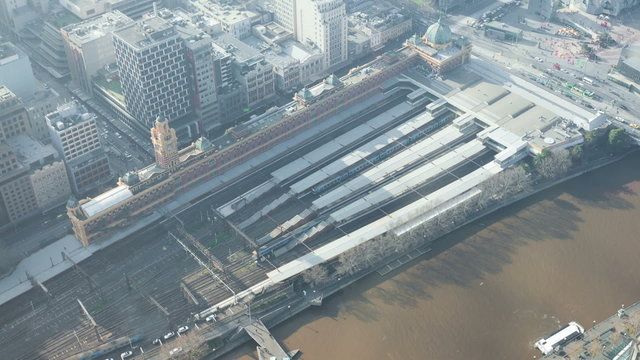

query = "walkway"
[244,319,294,360]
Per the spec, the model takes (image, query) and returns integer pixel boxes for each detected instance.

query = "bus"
[583,76,594,85]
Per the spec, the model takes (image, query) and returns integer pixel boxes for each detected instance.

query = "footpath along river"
[228,154,640,360]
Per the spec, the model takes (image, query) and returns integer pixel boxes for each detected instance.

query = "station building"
[404,18,472,74]
[66,27,606,249]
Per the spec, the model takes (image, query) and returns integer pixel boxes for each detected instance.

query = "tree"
[302,264,330,287]
[597,31,616,48]
[534,149,572,179]
[570,145,583,161]
[608,128,627,151]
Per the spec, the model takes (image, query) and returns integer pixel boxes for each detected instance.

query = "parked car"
[169,347,183,356]
[120,350,133,359]
[163,331,176,340]
[177,325,189,334]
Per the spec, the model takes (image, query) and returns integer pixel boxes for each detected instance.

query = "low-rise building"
[348,1,412,51]
[483,21,524,42]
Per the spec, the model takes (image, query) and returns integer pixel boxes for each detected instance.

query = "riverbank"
[204,149,638,359]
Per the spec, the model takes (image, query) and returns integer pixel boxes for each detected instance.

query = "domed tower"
[423,17,453,50]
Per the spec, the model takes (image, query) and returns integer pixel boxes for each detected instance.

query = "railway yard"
[0,51,602,359]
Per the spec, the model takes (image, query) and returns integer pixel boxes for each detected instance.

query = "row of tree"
[302,127,633,286]
[302,165,534,283]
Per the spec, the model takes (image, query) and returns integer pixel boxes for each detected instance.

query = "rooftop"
[0,42,25,66]
[441,67,584,152]
[349,0,409,32]
[189,0,258,25]
[46,8,81,29]
[6,134,58,168]
[484,21,524,34]
[113,16,177,49]
[62,10,133,44]
[46,101,96,131]
[81,185,133,217]
[213,33,263,64]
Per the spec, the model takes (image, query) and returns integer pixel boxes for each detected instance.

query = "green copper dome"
[425,18,452,45]
[122,171,140,186]
[66,195,78,208]
[194,136,212,151]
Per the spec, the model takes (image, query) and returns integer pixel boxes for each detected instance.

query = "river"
[227,154,640,360]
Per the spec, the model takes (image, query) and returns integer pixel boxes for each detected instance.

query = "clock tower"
[150,118,179,170]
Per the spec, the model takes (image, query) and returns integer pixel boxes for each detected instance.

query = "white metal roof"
[270,102,413,183]
[267,163,503,284]
[535,322,584,355]
[312,126,465,210]
[81,185,133,217]
[329,140,487,223]
[216,180,276,217]
[289,111,436,194]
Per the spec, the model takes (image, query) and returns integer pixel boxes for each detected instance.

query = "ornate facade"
[67,50,419,246]
[404,18,472,75]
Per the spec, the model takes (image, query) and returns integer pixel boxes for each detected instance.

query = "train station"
[0,19,609,360]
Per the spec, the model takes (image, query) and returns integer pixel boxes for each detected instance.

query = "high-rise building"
[295,0,348,69]
[0,42,37,100]
[272,0,296,33]
[46,101,111,195]
[170,9,220,132]
[0,86,33,142]
[113,16,192,127]
[61,11,134,94]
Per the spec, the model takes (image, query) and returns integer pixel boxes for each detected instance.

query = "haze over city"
[0,0,640,359]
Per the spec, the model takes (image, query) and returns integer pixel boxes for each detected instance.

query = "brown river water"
[227,154,640,360]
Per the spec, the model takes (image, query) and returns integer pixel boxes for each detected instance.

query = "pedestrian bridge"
[244,319,299,360]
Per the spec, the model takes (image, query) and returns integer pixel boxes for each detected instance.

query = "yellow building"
[67,50,419,246]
